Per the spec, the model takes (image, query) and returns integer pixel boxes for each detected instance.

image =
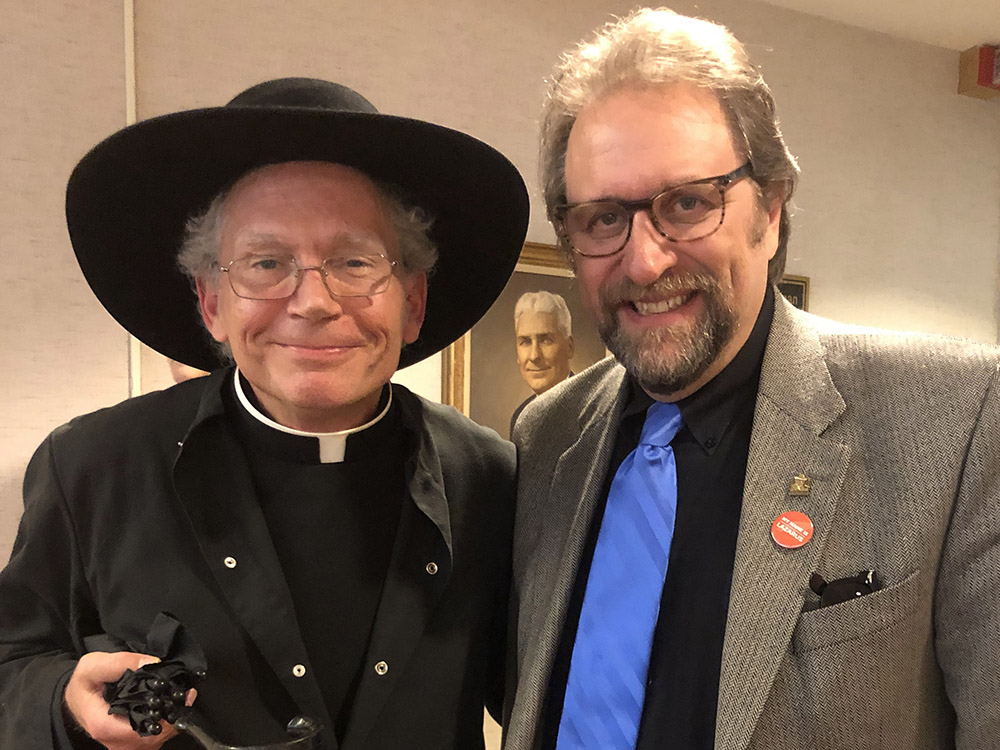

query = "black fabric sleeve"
[0,434,100,749]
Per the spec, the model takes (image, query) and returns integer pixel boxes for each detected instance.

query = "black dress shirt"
[541,287,775,749]
[228,380,407,743]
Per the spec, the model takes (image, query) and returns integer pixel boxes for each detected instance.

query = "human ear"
[401,272,428,345]
[196,276,229,344]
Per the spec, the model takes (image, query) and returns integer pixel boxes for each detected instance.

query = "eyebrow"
[240,233,295,253]
[574,171,726,205]
[333,232,387,252]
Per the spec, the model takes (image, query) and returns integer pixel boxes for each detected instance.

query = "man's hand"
[64,651,195,749]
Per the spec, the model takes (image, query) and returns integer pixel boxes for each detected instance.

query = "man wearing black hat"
[0,78,529,750]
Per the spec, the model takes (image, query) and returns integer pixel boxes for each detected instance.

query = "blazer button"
[374,660,389,676]
[223,556,237,569]
[425,562,438,575]
[292,664,306,678]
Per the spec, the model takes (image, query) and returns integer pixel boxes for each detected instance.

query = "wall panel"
[1,0,129,559]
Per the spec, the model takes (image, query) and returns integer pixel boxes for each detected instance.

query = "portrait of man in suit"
[504,8,1000,750]
[515,291,575,397]
[510,291,575,432]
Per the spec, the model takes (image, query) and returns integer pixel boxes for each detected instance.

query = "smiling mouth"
[280,342,363,352]
[631,291,696,315]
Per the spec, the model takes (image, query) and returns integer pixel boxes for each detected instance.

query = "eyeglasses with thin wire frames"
[216,253,399,300]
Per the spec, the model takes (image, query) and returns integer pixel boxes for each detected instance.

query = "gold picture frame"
[442,242,608,439]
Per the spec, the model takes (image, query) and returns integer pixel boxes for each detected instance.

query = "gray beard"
[595,273,736,396]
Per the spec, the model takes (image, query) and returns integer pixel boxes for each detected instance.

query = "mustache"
[598,272,721,309]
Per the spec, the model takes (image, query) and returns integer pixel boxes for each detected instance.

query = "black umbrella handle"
[173,711,325,750]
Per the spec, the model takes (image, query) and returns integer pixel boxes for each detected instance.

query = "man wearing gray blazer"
[504,8,1000,750]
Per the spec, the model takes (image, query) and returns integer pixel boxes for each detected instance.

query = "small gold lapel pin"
[789,473,812,496]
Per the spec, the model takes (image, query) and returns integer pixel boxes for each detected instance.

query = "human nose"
[285,266,343,317]
[620,209,677,285]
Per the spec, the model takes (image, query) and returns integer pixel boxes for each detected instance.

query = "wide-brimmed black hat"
[66,77,529,370]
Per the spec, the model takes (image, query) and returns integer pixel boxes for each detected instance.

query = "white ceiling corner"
[758,0,1000,52]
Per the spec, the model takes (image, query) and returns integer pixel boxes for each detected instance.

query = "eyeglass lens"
[225,254,394,300]
[562,182,726,256]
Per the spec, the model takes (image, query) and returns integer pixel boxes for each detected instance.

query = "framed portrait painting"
[442,242,608,439]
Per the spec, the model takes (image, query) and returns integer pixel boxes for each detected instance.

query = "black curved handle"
[173,712,325,750]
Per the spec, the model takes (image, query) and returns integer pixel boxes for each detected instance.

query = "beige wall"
[723,1,1000,339]
[2,0,999,686]
[2,1,131,554]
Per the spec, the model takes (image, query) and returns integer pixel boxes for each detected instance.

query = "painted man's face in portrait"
[515,310,574,395]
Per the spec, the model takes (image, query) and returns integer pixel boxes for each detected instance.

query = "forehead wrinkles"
[237,229,387,252]
[517,312,560,333]
[218,166,397,260]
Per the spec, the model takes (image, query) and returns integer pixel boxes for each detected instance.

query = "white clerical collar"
[233,369,393,463]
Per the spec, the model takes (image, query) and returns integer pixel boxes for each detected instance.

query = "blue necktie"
[557,400,683,750]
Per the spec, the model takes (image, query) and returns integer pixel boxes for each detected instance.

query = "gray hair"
[540,6,799,283]
[514,290,573,338]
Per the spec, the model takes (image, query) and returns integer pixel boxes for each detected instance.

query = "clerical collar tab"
[232,369,393,463]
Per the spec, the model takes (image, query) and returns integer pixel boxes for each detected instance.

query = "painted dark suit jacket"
[0,370,514,750]
[505,294,1000,750]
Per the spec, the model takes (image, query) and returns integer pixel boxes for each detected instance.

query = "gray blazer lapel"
[716,298,850,750]
[507,361,628,748]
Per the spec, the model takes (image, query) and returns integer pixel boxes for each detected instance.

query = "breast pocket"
[765,569,943,750]
[792,568,925,654]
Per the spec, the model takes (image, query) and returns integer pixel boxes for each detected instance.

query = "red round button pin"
[771,511,814,549]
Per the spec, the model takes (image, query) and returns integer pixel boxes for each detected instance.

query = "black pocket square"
[809,570,882,607]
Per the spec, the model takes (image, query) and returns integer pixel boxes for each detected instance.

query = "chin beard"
[596,272,736,396]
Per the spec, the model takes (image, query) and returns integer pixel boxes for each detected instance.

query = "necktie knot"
[639,401,683,448]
